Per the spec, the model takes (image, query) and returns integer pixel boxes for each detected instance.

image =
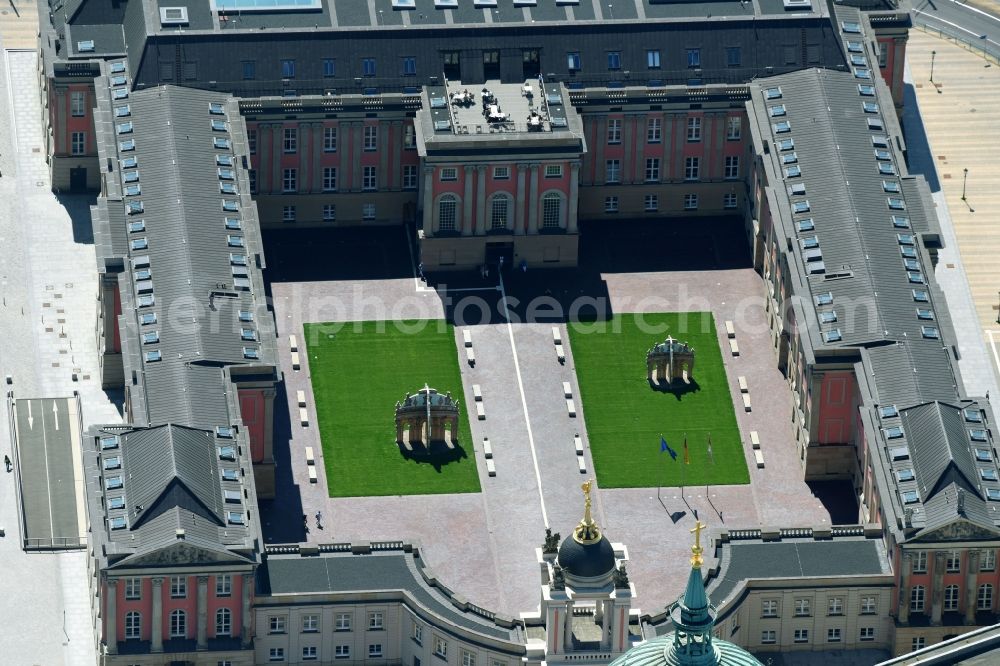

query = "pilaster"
[151,577,164,652]
[966,550,980,624]
[515,164,527,235]
[527,164,539,234]
[241,573,253,647]
[568,162,580,233]
[106,578,118,654]
[898,551,912,624]
[197,575,209,649]
[931,551,945,625]
[476,165,487,235]
[422,166,435,236]
[462,166,474,236]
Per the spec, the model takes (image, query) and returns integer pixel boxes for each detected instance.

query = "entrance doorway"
[483,50,500,80]
[442,51,460,81]
[522,49,540,79]
[485,241,514,270]
[69,167,87,192]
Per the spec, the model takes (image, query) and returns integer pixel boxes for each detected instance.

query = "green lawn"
[568,313,749,488]
[304,321,480,497]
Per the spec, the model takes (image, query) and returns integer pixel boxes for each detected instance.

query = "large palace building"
[35,0,1000,664]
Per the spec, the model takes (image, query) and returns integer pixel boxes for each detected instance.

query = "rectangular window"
[71,91,86,117]
[323,167,338,192]
[859,627,875,642]
[645,158,660,182]
[860,596,877,615]
[493,166,510,180]
[323,58,335,77]
[647,50,661,69]
[947,551,961,573]
[761,630,776,645]
[71,131,86,155]
[684,194,698,210]
[607,119,622,144]
[302,614,319,632]
[440,167,458,181]
[827,628,842,642]
[269,616,286,634]
[369,644,383,658]
[684,156,699,181]
[281,59,295,78]
[726,47,741,67]
[170,576,187,599]
[724,155,739,179]
[462,651,476,666]
[644,194,658,212]
[794,599,810,617]
[724,193,738,209]
[727,116,741,140]
[761,600,778,617]
[283,128,297,153]
[242,61,256,80]
[335,645,350,659]
[793,629,809,644]
[605,196,619,213]
[270,647,285,662]
[647,118,662,143]
[364,125,378,151]
[828,597,843,616]
[323,204,336,221]
[303,646,318,661]
[335,613,351,631]
[404,125,416,150]
[434,637,447,658]
[687,117,701,142]
[911,586,925,611]
[686,48,701,68]
[913,551,927,573]
[413,623,423,643]
[248,128,257,154]
[363,166,377,191]
[983,550,996,571]
[283,168,297,193]
[607,51,621,70]
[282,205,296,222]
[878,42,888,68]
[362,57,376,77]
[567,52,581,72]
[215,574,231,597]
[248,169,257,193]
[912,637,926,651]
[545,165,563,178]
[324,127,337,152]
[606,159,621,184]
[402,57,416,76]
[363,203,376,220]
[403,165,418,190]
[125,578,141,600]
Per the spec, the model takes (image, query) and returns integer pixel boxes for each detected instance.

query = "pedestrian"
[4,454,10,472]
[315,510,323,529]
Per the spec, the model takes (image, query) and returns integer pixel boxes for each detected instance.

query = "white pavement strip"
[498,273,549,527]
[60,551,98,666]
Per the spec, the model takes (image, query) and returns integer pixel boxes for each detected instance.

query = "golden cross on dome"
[689,520,707,568]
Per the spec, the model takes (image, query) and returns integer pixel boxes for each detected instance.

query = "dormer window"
[211,119,228,132]
[227,235,244,248]
[108,496,126,510]
[897,469,914,482]
[209,102,225,115]
[902,490,919,504]
[109,516,127,530]
[214,137,231,149]
[224,489,241,503]
[100,435,120,450]
[977,449,992,462]
[765,86,782,100]
[216,154,234,167]
[965,408,983,423]
[970,429,988,442]
[222,468,239,481]
[218,445,237,461]
[216,425,235,439]
[240,328,257,342]
[227,511,245,525]
[103,456,122,470]
[225,217,242,230]
[880,405,898,418]
[890,445,909,460]
[885,426,904,439]
[106,476,123,490]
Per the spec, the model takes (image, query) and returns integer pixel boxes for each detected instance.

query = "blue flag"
[660,436,678,460]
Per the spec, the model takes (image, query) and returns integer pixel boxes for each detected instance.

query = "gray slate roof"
[707,538,890,607]
[83,424,258,568]
[750,62,1000,540]
[92,72,275,430]
[260,551,522,643]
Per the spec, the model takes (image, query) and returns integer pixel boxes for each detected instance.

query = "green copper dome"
[610,633,763,666]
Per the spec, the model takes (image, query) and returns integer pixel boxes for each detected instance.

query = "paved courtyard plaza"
[569,312,747,488]
[304,320,480,497]
[264,220,833,617]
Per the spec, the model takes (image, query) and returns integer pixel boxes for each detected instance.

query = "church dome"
[610,633,762,666]
[558,533,616,579]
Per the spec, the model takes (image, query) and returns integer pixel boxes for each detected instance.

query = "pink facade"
[816,371,855,445]
[239,388,267,463]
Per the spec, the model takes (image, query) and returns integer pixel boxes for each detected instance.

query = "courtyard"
[259,218,833,617]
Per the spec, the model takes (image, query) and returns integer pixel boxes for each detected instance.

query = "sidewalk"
[901,30,1000,420]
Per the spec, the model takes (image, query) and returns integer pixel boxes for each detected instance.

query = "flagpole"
[681,432,686,498]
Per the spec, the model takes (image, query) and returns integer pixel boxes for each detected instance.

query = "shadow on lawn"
[647,378,701,399]
[398,441,470,473]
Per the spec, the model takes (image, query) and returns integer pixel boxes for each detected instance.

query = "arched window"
[170,609,186,637]
[911,586,925,611]
[438,195,458,232]
[979,584,994,610]
[216,607,232,636]
[944,584,959,611]
[125,611,141,640]
[541,192,563,229]
[490,194,510,230]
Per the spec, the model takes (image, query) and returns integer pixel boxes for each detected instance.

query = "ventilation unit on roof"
[159,7,189,25]
[77,40,95,53]
[783,0,811,10]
